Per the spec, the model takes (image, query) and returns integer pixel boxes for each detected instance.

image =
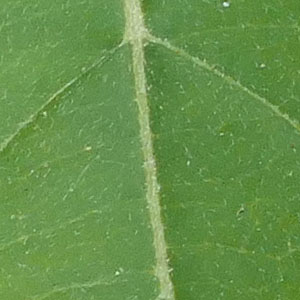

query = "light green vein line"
[30,277,121,300]
[123,1,175,300]
[0,43,123,155]
[0,210,102,252]
[147,34,300,134]
[189,23,299,35]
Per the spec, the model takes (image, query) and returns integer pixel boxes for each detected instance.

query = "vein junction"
[124,1,299,298]
[1,2,297,298]
[123,1,175,299]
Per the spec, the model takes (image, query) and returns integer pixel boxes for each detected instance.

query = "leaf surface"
[1,0,300,299]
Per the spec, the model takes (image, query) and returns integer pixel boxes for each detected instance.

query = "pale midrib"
[123,1,175,300]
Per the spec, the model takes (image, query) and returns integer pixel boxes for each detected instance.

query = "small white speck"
[222,1,230,8]
[259,63,266,69]
[114,267,124,276]
[17,263,27,269]
[187,160,191,166]
[84,146,92,151]
[219,132,225,136]
[42,111,47,117]
[236,205,245,217]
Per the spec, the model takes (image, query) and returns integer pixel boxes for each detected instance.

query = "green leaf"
[1,0,300,299]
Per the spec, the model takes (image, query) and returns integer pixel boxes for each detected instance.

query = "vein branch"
[31,277,119,300]
[123,1,175,299]
[147,34,300,134]
[0,44,122,155]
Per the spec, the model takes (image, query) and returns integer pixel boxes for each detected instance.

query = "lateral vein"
[148,34,300,134]
[0,44,122,155]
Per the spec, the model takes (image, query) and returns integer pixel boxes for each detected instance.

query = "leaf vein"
[189,23,299,35]
[147,34,300,134]
[30,276,121,300]
[123,1,175,299]
[0,43,123,155]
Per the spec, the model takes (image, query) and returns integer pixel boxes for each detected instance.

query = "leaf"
[1,0,300,299]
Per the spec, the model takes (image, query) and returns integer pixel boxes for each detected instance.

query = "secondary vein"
[148,34,300,134]
[0,44,122,155]
[123,1,175,299]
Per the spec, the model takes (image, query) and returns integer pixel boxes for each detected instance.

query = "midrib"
[123,1,175,299]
